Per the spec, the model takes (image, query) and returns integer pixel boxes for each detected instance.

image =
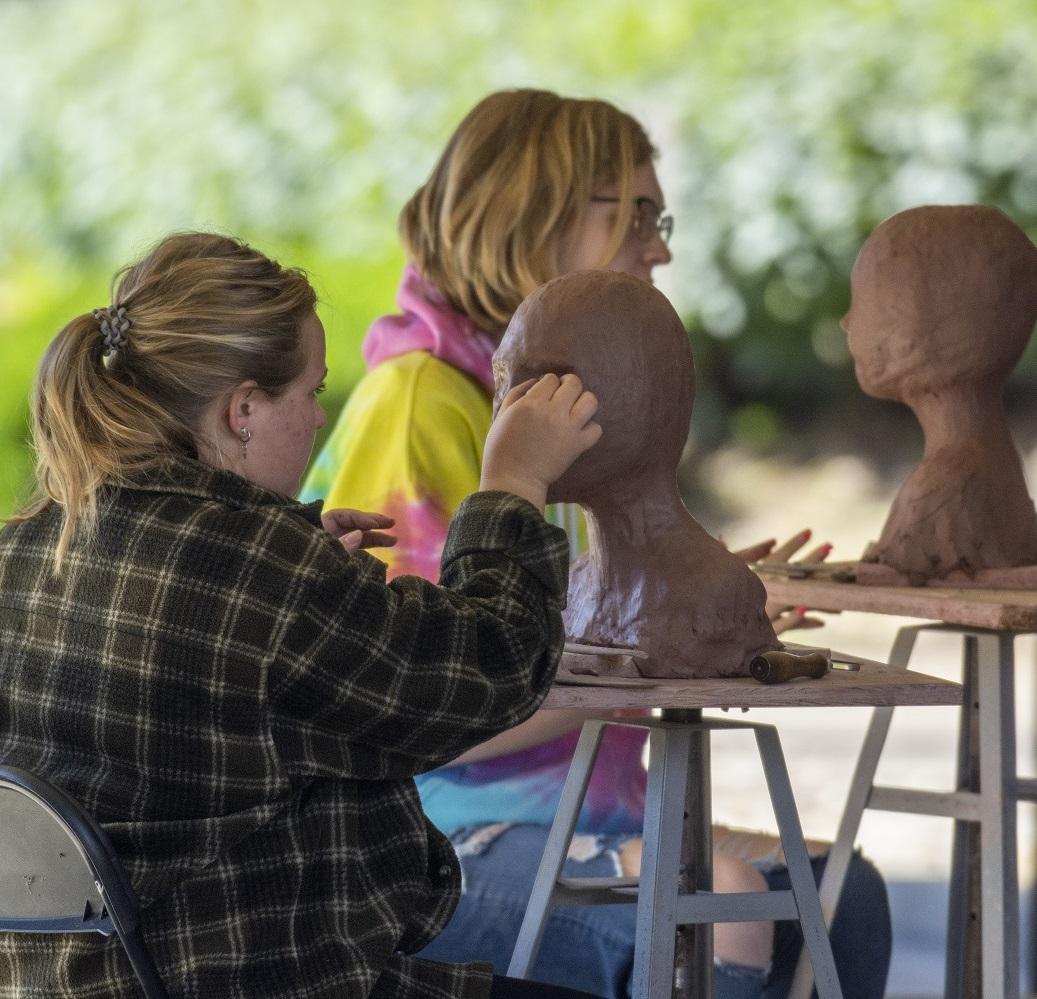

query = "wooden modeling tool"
[563,641,649,659]
[752,561,858,583]
[750,649,831,684]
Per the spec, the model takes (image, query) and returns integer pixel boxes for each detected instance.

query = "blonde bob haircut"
[17,232,316,569]
[400,89,657,332]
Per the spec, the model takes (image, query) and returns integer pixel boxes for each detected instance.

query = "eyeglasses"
[590,196,674,245]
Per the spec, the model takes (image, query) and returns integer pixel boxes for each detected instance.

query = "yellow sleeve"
[300,352,492,580]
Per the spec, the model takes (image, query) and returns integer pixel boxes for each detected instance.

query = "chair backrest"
[0,765,169,998]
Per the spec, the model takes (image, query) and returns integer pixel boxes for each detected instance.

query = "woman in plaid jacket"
[0,232,605,999]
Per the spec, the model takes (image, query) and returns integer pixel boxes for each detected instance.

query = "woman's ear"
[224,380,259,436]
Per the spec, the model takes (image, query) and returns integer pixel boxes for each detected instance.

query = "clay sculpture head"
[494,270,779,677]
[846,205,1037,584]
[495,269,692,504]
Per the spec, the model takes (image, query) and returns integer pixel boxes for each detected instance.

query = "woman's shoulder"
[301,353,492,511]
[326,352,491,457]
[350,352,491,413]
[112,464,343,585]
[0,483,344,631]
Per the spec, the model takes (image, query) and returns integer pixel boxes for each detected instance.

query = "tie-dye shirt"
[301,265,646,836]
[300,264,498,579]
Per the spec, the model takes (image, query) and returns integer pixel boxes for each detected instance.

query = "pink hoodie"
[362,264,497,390]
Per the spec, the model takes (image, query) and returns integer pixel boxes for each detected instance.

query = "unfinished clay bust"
[847,205,1037,586]
[494,270,779,678]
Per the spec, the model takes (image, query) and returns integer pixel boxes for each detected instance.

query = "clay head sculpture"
[846,204,1037,585]
[494,270,779,677]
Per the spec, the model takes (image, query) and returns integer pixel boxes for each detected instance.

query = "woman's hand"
[481,373,602,510]
[768,602,828,635]
[321,508,397,552]
[732,528,818,564]
[729,529,836,635]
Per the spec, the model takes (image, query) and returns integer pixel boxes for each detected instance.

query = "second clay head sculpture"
[845,204,1037,586]
[494,270,779,678]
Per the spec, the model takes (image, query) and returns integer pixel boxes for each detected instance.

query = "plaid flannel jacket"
[0,458,569,999]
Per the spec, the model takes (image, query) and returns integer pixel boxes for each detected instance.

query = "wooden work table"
[545,649,961,710]
[762,570,1037,632]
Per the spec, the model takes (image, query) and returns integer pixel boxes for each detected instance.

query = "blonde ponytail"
[14,232,316,570]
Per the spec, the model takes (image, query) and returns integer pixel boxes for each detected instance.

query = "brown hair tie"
[92,305,131,356]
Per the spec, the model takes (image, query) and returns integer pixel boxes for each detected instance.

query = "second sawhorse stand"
[507,652,958,998]
[760,578,1037,999]
[790,624,1026,999]
[508,710,843,999]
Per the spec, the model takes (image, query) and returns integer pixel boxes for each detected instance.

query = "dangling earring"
[239,427,251,460]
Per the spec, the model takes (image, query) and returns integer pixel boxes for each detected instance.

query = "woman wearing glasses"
[302,89,890,999]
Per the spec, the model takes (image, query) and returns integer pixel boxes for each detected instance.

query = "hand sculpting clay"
[494,270,779,678]
[847,205,1037,587]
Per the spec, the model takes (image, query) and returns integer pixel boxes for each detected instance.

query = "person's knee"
[712,853,773,971]
[713,852,768,894]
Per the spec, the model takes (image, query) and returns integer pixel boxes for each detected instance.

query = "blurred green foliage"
[3,0,1037,516]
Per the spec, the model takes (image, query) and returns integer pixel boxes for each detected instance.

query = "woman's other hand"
[725,529,836,634]
[755,533,836,634]
[321,508,398,552]
[731,528,816,564]
[480,373,602,510]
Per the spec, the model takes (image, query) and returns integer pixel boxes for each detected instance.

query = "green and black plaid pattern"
[0,458,568,998]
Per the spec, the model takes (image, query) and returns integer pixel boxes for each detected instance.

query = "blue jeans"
[418,824,891,999]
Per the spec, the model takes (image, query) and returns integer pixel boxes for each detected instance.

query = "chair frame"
[0,764,169,998]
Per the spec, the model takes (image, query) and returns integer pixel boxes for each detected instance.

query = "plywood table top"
[544,649,961,711]
[761,573,1037,632]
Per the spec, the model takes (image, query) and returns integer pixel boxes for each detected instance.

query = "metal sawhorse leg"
[507,710,844,999]
[791,624,1024,999]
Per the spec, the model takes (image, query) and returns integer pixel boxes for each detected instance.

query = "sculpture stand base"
[507,713,844,999]
[789,624,1026,999]
[856,561,1037,590]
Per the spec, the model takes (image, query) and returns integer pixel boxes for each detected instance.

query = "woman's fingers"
[340,530,364,551]
[801,542,834,563]
[498,378,539,413]
[765,529,813,563]
[521,373,561,401]
[768,600,838,635]
[746,531,831,565]
[569,387,599,426]
[361,531,398,548]
[322,508,395,538]
[771,609,826,635]
[343,512,395,530]
[733,538,776,562]
[340,529,398,552]
[579,420,603,449]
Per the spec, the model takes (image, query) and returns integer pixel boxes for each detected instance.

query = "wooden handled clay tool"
[750,649,830,684]
[751,560,858,583]
[557,641,656,688]
[563,641,649,659]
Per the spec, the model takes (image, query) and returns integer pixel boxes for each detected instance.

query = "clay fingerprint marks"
[496,271,779,679]
[848,205,1037,586]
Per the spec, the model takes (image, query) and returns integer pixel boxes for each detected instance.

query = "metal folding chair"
[0,764,169,998]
